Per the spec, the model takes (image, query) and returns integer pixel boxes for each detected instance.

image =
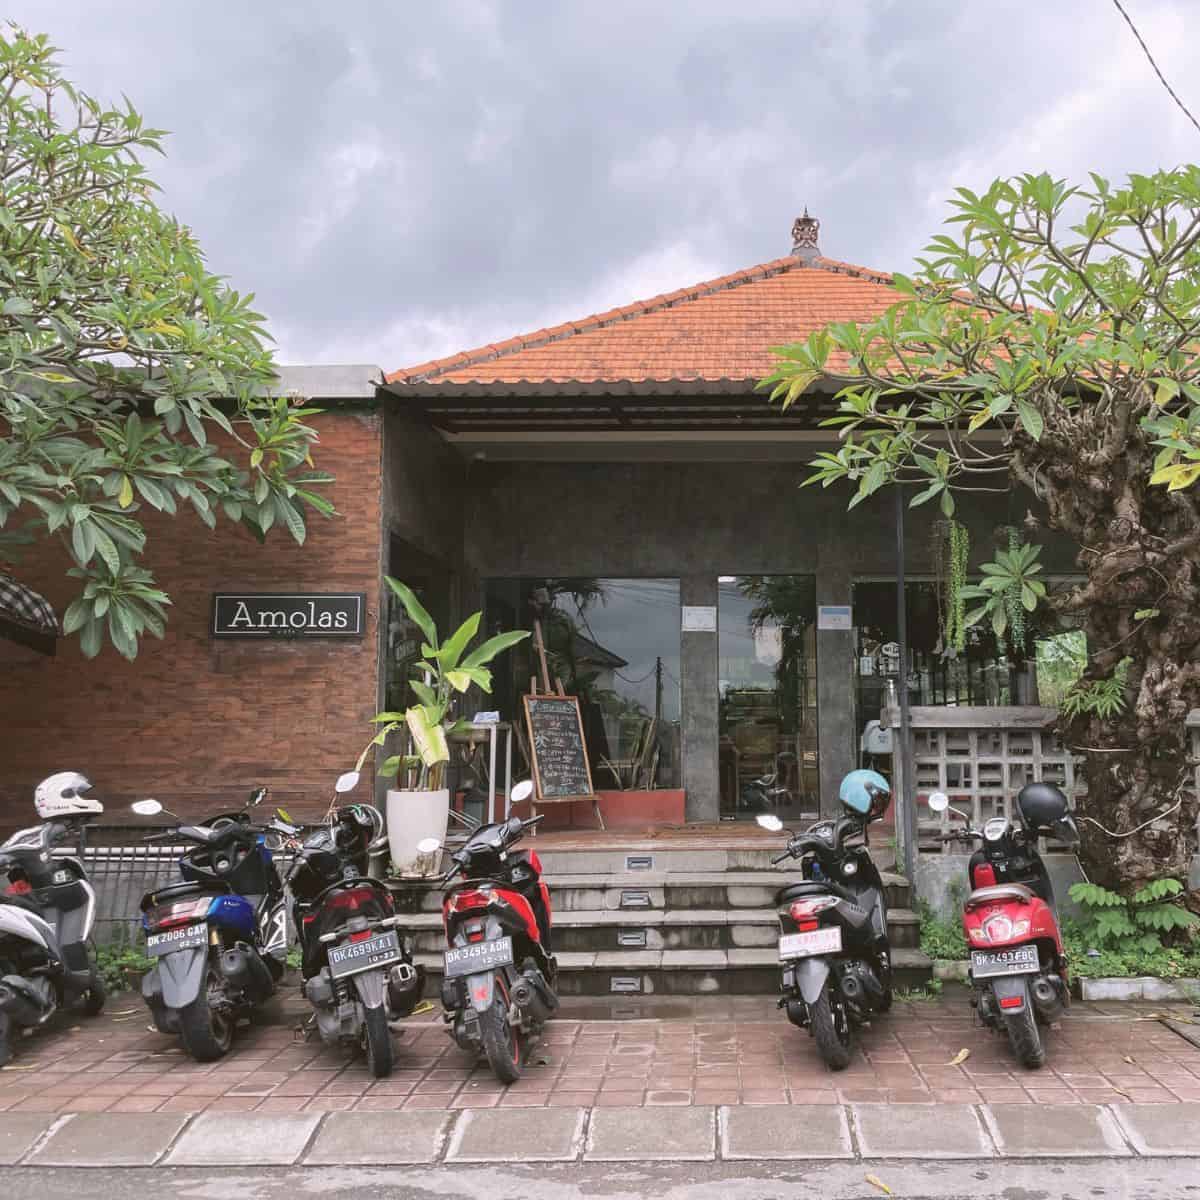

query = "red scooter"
[429,780,559,1084]
[929,782,1078,1069]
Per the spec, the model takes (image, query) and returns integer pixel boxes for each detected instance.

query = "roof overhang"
[378,378,842,435]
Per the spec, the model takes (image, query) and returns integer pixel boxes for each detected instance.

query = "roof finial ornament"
[791,208,820,262]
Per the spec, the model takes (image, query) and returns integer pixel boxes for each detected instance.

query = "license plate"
[971,945,1039,978]
[145,923,208,957]
[444,936,514,979]
[327,931,403,979]
[779,927,842,959]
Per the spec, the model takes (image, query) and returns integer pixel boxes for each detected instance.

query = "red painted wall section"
[0,411,384,830]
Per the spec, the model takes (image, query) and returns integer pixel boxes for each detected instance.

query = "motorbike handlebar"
[771,850,791,865]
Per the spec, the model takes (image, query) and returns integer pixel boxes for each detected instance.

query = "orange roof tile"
[385,255,904,388]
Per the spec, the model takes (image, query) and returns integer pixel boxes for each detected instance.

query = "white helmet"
[34,772,104,820]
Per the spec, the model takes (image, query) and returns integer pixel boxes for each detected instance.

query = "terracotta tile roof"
[385,255,903,388]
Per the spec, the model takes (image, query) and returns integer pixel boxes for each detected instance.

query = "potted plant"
[361,578,528,877]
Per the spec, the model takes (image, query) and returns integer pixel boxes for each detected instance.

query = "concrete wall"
[462,458,1079,820]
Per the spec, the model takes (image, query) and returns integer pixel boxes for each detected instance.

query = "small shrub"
[1068,877,1198,956]
[94,942,152,994]
[917,899,969,961]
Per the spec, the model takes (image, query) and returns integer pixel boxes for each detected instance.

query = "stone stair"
[389,842,933,998]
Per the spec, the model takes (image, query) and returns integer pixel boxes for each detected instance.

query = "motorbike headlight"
[842,861,858,876]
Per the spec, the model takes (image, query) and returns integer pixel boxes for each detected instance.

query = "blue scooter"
[133,790,287,1060]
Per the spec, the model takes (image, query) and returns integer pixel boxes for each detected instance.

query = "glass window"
[483,579,681,790]
[718,576,818,820]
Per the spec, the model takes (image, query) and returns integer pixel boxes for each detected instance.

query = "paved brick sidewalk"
[1,985,1198,1116]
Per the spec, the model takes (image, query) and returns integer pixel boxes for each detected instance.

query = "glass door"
[718,576,818,821]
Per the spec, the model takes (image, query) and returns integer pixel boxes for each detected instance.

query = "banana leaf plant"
[357,577,529,791]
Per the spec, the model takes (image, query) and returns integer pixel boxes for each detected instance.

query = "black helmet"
[1017,782,1070,832]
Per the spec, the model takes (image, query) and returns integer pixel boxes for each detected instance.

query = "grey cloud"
[6,1,1199,369]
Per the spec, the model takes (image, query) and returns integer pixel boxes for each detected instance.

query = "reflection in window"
[718,576,818,820]
[484,579,681,790]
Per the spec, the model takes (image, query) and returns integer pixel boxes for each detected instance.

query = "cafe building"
[0,218,1081,835]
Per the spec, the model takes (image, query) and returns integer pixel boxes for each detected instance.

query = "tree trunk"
[1021,432,1200,897]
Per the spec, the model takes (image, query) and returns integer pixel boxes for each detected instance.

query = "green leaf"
[459,629,530,671]
[437,612,481,671]
[118,475,134,509]
[1015,398,1044,442]
[385,577,438,649]
[91,525,120,574]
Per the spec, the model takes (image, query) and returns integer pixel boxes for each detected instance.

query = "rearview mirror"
[131,799,163,817]
[756,813,784,832]
[511,780,534,804]
[248,787,267,807]
[415,837,441,855]
[927,791,950,813]
[334,771,360,794]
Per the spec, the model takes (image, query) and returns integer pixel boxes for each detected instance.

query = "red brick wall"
[0,411,383,831]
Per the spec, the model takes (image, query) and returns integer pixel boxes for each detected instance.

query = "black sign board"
[522,695,594,801]
[212,593,365,639]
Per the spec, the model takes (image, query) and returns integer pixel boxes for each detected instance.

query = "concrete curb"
[3,1102,1196,1167]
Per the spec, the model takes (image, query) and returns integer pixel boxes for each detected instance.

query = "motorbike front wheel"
[810,983,853,1071]
[178,967,234,1062]
[78,964,106,1016]
[1004,1003,1046,1069]
[480,975,522,1085]
[363,1004,394,1078]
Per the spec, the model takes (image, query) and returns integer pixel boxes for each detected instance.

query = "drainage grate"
[619,889,653,909]
[617,928,648,948]
[610,975,643,993]
[625,854,654,871]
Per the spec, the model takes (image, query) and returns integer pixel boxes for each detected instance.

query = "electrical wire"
[1111,0,1200,136]
[1076,795,1185,839]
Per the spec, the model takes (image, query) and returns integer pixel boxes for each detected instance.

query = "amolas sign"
[211,593,365,639]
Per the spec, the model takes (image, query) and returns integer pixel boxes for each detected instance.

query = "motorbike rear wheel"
[480,975,522,1085]
[363,1003,394,1078]
[810,983,853,1071]
[178,967,234,1062]
[1004,1003,1046,1069]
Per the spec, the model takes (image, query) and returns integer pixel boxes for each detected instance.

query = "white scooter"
[0,772,106,1064]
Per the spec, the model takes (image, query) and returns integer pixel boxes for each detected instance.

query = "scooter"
[757,768,894,1070]
[285,770,424,1077]
[133,789,287,1061]
[928,783,1077,1069]
[0,772,106,1065]
[432,779,558,1084]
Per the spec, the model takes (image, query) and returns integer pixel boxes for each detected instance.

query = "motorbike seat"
[775,881,849,906]
[140,879,231,911]
[965,883,1035,908]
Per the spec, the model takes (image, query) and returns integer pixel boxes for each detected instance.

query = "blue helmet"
[839,769,891,820]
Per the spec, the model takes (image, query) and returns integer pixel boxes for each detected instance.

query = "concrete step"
[399,906,922,954]
[390,870,913,915]
[413,946,934,997]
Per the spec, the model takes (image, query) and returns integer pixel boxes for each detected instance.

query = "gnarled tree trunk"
[1017,430,1200,896]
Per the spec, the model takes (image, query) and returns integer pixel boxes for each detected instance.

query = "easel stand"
[522,615,604,832]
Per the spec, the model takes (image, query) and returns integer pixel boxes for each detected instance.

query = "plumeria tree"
[762,169,1200,893]
[0,27,333,659]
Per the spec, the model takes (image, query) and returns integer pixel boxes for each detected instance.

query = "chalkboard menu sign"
[522,695,594,802]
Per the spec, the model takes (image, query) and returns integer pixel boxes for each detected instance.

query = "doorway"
[717,576,818,821]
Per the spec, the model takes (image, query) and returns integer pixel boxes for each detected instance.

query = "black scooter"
[758,798,893,1070]
[285,771,424,1077]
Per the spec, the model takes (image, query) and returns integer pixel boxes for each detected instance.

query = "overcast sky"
[10,1,1200,372]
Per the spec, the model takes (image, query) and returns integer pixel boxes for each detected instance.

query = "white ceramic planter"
[387,787,450,878]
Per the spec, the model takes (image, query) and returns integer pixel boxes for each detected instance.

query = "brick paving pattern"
[2,986,1198,1116]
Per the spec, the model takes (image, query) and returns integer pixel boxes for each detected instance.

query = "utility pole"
[654,656,663,722]
[895,484,917,884]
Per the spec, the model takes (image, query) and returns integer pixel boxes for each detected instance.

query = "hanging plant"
[945,519,970,655]
[1002,526,1028,658]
